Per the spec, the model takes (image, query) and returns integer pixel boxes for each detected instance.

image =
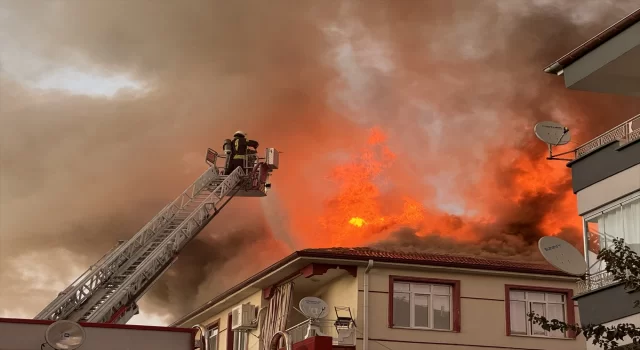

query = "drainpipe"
[363,260,374,350]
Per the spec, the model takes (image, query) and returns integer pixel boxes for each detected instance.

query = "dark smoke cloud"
[145,211,289,317]
[1,0,639,323]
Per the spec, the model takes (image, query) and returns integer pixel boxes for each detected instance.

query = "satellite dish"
[538,236,587,276]
[44,320,86,350]
[534,121,571,146]
[299,297,329,319]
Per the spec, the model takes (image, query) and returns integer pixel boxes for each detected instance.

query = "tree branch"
[527,238,640,349]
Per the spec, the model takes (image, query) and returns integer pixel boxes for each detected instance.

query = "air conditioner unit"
[231,303,257,331]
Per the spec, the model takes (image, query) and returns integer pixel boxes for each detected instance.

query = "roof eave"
[169,251,303,326]
[544,8,640,75]
[298,250,574,278]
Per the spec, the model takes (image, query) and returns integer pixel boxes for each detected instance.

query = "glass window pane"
[527,292,545,301]
[234,332,247,350]
[211,337,219,350]
[209,328,218,338]
[509,291,525,300]
[411,283,431,293]
[394,282,410,292]
[547,303,566,338]
[530,302,546,336]
[509,301,527,335]
[432,295,451,330]
[393,292,410,327]
[233,332,239,350]
[414,294,429,328]
[209,328,219,350]
[546,293,564,303]
[432,285,451,295]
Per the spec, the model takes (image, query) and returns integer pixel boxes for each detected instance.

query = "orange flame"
[312,126,580,248]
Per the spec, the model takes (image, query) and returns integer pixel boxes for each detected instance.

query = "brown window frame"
[206,319,221,350]
[504,284,576,339]
[388,275,461,332]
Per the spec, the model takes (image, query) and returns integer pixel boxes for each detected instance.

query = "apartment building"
[543,7,640,350]
[172,248,585,350]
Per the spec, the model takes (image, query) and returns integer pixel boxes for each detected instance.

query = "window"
[585,195,640,273]
[232,331,248,350]
[208,326,219,350]
[389,276,460,332]
[505,285,575,338]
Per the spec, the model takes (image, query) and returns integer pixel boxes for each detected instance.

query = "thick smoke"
[1,0,639,323]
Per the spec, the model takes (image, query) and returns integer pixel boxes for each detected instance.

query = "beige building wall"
[315,273,359,319]
[199,290,264,350]
[288,272,359,330]
[356,266,586,350]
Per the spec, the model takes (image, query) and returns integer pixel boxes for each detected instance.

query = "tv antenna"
[538,236,587,276]
[298,297,330,339]
[44,320,86,350]
[533,121,575,161]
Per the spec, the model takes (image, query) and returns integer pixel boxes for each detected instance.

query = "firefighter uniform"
[225,131,259,175]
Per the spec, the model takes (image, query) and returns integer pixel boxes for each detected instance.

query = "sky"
[1,0,639,327]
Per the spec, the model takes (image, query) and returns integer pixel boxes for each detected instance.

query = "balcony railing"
[575,114,640,158]
[284,319,356,347]
[576,269,617,295]
[577,230,631,295]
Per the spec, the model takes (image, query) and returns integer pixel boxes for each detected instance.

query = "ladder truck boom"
[35,147,279,325]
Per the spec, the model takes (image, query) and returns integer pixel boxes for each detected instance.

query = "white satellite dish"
[44,320,86,350]
[538,236,587,276]
[534,121,571,146]
[299,297,329,319]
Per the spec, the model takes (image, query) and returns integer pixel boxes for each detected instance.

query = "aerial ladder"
[34,146,280,325]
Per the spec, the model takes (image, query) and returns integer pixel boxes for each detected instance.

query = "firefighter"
[225,131,259,175]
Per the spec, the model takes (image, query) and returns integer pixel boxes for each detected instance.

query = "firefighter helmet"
[234,130,247,138]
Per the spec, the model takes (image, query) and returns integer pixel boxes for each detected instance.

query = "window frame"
[582,190,640,221]
[232,330,249,350]
[582,191,640,274]
[206,319,220,350]
[504,285,576,339]
[388,276,461,332]
[226,312,248,350]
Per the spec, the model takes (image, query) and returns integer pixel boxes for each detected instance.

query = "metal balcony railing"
[575,114,640,158]
[576,269,617,295]
[577,230,632,295]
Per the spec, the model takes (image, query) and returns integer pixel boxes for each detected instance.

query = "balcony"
[284,319,356,347]
[575,114,640,159]
[578,223,638,295]
[576,269,617,295]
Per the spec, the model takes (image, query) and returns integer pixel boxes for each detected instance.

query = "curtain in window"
[598,197,640,253]
[623,198,640,252]
[509,301,527,335]
[261,282,294,350]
